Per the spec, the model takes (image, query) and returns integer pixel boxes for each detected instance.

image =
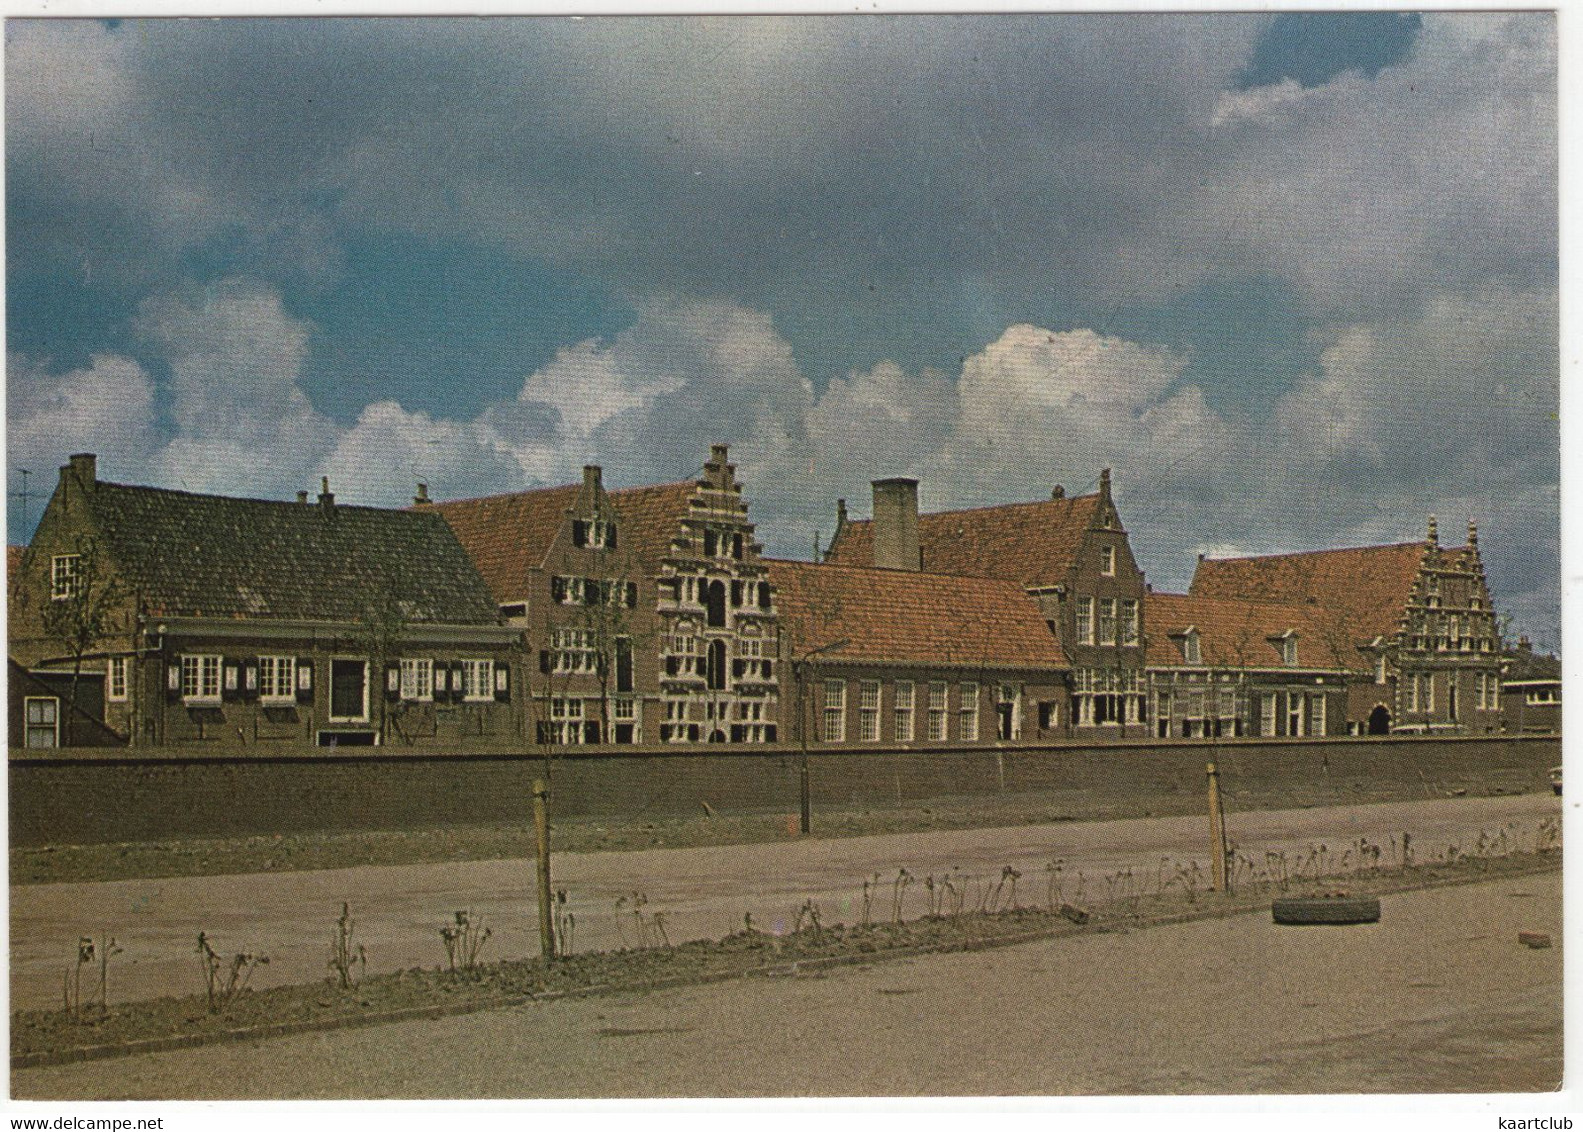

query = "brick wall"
[8,735,1558,847]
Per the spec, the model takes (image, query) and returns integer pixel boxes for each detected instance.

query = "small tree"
[40,536,126,747]
[355,582,411,743]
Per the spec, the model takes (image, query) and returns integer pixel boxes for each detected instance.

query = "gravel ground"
[12,870,1561,1099]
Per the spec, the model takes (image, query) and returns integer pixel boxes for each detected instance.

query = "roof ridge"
[840,492,1099,525]
[1200,540,1428,564]
[764,557,1031,587]
[97,480,435,519]
[434,478,695,508]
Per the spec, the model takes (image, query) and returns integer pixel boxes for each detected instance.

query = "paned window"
[1259,693,1277,736]
[1098,599,1117,646]
[958,682,979,741]
[1076,597,1094,645]
[399,658,433,701]
[259,656,297,702]
[1121,600,1139,646]
[822,679,846,742]
[858,680,881,742]
[553,629,599,673]
[51,554,82,600]
[181,654,222,702]
[460,659,494,701]
[894,680,915,742]
[1100,545,1116,576]
[1286,692,1305,737]
[1309,694,1327,736]
[927,682,949,741]
[107,657,128,702]
[1182,632,1201,665]
[25,698,58,748]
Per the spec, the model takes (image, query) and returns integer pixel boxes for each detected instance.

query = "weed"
[860,873,878,928]
[196,932,269,1013]
[985,865,1021,913]
[439,910,491,972]
[554,890,576,957]
[794,899,824,943]
[891,868,913,925]
[329,902,366,989]
[1045,859,1065,911]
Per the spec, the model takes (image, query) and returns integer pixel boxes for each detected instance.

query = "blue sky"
[5,13,1560,648]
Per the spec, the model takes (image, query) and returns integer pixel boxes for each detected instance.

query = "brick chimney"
[413,483,431,507]
[319,476,335,514]
[583,465,602,492]
[64,453,97,494]
[872,477,921,571]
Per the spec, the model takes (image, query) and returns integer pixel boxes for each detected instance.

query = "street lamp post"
[793,638,848,836]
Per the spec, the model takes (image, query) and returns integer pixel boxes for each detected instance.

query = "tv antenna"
[10,468,34,535]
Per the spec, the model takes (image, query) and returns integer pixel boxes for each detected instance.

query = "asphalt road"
[8,791,1561,1012]
[11,870,1562,1098]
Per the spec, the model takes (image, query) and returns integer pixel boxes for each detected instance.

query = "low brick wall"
[8,735,1559,848]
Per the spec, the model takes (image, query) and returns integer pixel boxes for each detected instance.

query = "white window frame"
[553,628,599,674]
[1259,693,1277,737]
[1423,672,1435,713]
[1100,545,1116,576]
[24,697,59,748]
[1121,599,1139,646]
[959,682,979,741]
[1286,692,1305,737]
[1182,632,1201,666]
[927,682,949,741]
[1310,694,1327,736]
[50,554,82,601]
[858,680,881,742]
[399,658,434,702]
[258,655,297,703]
[1098,598,1117,646]
[822,679,846,743]
[181,654,222,703]
[894,680,915,742]
[107,657,129,702]
[460,659,495,702]
[1076,596,1094,646]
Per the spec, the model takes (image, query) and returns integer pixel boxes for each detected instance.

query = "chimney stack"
[319,476,335,514]
[1051,485,1065,500]
[872,478,921,571]
[583,465,602,493]
[413,483,431,507]
[65,453,97,494]
[297,490,309,505]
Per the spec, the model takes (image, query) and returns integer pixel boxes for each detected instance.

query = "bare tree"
[355,582,411,744]
[39,536,127,746]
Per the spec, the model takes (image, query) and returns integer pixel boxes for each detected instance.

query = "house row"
[7,447,1535,750]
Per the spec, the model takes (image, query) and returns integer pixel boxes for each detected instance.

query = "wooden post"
[1207,762,1228,893]
[533,778,555,962]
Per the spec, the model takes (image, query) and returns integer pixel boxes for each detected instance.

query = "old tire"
[1272,895,1381,925]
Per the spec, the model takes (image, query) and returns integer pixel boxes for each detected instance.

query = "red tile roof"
[1145,591,1356,672]
[766,559,1068,671]
[431,481,697,603]
[825,492,1100,588]
[1189,541,1435,656]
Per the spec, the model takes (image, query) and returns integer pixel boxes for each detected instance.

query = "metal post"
[533,778,555,962]
[1206,761,1228,893]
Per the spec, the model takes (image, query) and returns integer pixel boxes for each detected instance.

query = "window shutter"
[550,576,566,603]
[222,659,242,702]
[626,582,638,608]
[583,579,598,607]
[572,520,587,547]
[166,663,181,704]
[540,649,553,674]
[242,661,259,703]
[731,581,743,607]
[447,661,465,702]
[494,664,511,702]
[607,525,618,550]
[385,662,401,702]
[296,659,314,703]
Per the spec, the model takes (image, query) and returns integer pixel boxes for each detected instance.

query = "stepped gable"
[1189,541,1431,653]
[766,559,1067,670]
[1145,591,1356,672]
[432,480,696,604]
[825,491,1100,587]
[86,481,499,624]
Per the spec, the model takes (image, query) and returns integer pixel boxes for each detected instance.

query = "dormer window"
[51,554,82,600]
[1274,633,1298,667]
[1181,630,1201,666]
[1100,546,1115,576]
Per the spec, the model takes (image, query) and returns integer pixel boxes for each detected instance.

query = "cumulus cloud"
[7,352,160,483]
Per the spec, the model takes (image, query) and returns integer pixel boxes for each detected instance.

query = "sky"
[4,13,1561,649]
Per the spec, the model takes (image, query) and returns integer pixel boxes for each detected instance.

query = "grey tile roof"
[87,482,501,625]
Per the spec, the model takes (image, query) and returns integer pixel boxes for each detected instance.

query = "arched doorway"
[1368,705,1392,735]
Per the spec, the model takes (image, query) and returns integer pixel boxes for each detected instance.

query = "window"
[399,658,433,702]
[553,629,598,673]
[1182,632,1201,666]
[1100,545,1116,576]
[1405,673,1420,713]
[706,639,727,690]
[1098,599,1117,646]
[997,685,1022,740]
[1076,597,1094,645]
[705,581,727,628]
[1121,600,1139,646]
[927,682,948,741]
[1286,692,1305,737]
[181,654,222,702]
[460,660,494,701]
[959,682,979,741]
[1525,687,1558,706]
[858,680,881,742]
[572,518,614,549]
[548,697,586,745]
[1376,654,1388,685]
[822,680,846,742]
[1259,693,1277,737]
[25,697,59,748]
[894,680,915,742]
[107,657,128,702]
[1422,672,1435,713]
[259,656,297,702]
[1309,695,1327,736]
[50,554,82,601]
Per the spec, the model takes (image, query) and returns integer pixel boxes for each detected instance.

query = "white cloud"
[1210,78,1309,126]
[7,353,159,483]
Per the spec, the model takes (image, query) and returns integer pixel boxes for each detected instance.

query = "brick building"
[1190,518,1504,734]
[824,471,1148,737]
[1501,638,1561,733]
[9,455,522,748]
[1143,592,1352,738]
[767,559,1068,746]
[430,444,780,745]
